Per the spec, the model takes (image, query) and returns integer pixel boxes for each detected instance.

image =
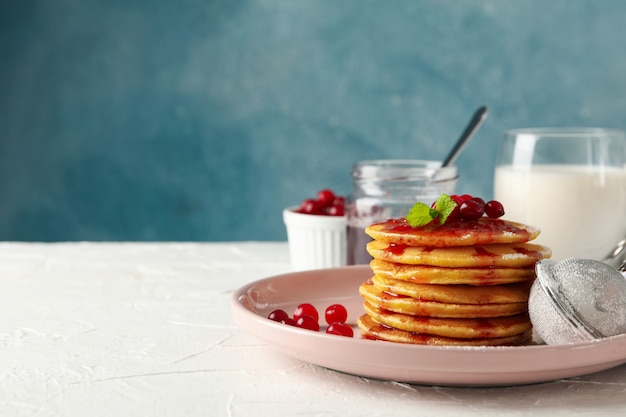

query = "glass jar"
[347,160,458,264]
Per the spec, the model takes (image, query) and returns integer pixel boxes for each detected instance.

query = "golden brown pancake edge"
[367,240,552,268]
[370,259,537,285]
[370,274,532,304]
[359,280,528,318]
[363,301,532,339]
[357,314,533,346]
[365,217,541,247]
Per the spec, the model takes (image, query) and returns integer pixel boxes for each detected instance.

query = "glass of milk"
[494,128,626,261]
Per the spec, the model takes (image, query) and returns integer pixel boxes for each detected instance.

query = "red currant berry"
[294,303,319,321]
[332,196,345,207]
[324,204,345,216]
[325,304,348,324]
[317,189,336,208]
[295,315,320,331]
[326,323,354,337]
[301,199,324,214]
[282,317,297,326]
[472,197,486,206]
[485,200,505,218]
[459,198,485,220]
[450,195,464,205]
[299,198,323,214]
[445,204,462,223]
[267,309,290,322]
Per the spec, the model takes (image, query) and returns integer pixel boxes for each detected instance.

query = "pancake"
[363,301,532,339]
[365,217,540,247]
[359,280,528,318]
[367,240,551,268]
[370,259,537,285]
[357,314,533,346]
[370,274,532,304]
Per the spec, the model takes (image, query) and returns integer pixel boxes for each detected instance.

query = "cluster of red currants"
[298,189,345,216]
[448,194,505,221]
[267,303,353,337]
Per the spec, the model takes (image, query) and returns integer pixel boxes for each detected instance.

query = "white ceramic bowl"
[283,206,347,271]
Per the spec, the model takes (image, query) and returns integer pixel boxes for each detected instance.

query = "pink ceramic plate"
[231,265,626,387]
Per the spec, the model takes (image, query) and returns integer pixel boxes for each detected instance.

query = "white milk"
[494,164,626,261]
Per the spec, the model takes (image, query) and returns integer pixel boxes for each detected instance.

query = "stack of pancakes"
[357,217,551,346]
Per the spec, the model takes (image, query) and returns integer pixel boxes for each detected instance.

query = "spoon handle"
[442,106,489,167]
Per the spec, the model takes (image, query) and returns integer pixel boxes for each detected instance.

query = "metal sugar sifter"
[529,258,626,345]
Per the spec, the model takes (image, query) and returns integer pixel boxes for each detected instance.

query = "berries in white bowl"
[298,189,345,216]
[284,188,347,270]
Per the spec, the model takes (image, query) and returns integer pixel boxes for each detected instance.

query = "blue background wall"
[2,0,626,241]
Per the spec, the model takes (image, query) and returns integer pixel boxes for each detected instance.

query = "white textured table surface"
[1,242,625,417]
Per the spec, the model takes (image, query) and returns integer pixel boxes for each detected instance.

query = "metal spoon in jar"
[441,106,489,168]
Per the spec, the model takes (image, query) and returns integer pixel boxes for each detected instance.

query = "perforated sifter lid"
[534,258,626,340]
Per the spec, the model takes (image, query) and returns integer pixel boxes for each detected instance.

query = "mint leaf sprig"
[405,194,457,228]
